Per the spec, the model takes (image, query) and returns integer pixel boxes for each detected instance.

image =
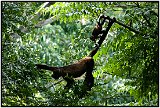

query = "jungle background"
[2,2,159,106]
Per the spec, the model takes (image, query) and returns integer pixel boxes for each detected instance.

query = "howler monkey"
[90,14,106,43]
[36,56,94,91]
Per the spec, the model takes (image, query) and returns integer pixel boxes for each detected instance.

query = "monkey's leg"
[80,72,94,98]
[83,59,94,91]
[84,72,94,91]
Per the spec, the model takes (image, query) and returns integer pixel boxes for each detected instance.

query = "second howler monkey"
[90,14,107,43]
[36,56,94,91]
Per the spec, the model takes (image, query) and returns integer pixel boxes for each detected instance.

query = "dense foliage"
[2,2,158,106]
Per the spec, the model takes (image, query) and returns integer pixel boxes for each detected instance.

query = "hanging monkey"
[90,14,107,44]
[36,55,94,91]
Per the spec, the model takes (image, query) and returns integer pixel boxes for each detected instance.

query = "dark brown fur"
[36,56,94,90]
[90,24,102,42]
[90,15,106,43]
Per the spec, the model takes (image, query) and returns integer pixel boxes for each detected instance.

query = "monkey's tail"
[88,45,99,57]
[36,64,53,71]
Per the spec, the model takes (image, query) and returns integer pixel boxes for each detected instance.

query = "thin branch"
[105,16,140,34]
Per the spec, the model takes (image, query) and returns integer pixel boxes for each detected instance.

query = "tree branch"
[105,16,140,34]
